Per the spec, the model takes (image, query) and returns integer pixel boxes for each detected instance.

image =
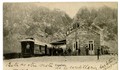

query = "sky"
[34,2,118,18]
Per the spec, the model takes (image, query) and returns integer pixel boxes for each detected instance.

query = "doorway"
[88,40,94,55]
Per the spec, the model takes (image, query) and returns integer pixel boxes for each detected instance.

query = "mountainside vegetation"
[3,3,72,53]
[3,3,117,54]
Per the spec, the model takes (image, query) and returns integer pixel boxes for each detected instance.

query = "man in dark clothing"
[97,48,100,60]
[85,46,89,55]
[68,48,71,56]
[78,49,81,55]
[45,45,47,55]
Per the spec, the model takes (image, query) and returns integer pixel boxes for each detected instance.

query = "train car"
[34,39,53,56]
[20,38,53,57]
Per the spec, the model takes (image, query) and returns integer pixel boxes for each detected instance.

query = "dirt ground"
[4,55,117,62]
[3,55,118,70]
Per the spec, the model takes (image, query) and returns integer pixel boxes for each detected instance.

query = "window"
[26,43,30,49]
[89,44,90,50]
[91,44,93,50]
[89,41,94,50]
[76,41,78,50]
[74,43,76,49]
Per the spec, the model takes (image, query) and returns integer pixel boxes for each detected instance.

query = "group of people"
[50,47,64,56]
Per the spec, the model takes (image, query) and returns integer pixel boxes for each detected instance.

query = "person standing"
[85,46,89,55]
[78,48,81,55]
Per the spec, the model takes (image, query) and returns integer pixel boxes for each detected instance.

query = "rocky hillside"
[3,3,72,53]
[3,3,117,54]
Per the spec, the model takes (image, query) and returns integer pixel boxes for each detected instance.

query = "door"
[88,41,94,55]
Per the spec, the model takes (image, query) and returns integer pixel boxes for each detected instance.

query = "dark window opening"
[88,41,94,50]
[76,41,78,50]
[74,43,76,49]
[92,44,93,50]
[89,44,90,50]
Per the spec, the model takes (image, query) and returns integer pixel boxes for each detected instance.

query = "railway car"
[20,38,53,57]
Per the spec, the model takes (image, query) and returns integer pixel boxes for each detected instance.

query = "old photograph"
[3,2,118,70]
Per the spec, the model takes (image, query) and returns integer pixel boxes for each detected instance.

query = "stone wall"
[66,28,100,55]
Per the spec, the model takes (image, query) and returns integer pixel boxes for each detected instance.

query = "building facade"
[66,25,100,55]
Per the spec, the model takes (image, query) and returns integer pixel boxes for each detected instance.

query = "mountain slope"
[3,3,72,53]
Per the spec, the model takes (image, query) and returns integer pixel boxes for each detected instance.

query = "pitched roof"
[66,22,101,36]
[20,38,34,42]
[35,39,52,47]
[50,39,66,45]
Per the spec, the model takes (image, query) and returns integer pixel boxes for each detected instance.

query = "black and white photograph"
[3,2,118,70]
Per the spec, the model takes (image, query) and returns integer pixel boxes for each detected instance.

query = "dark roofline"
[66,25,100,36]
[50,39,66,45]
